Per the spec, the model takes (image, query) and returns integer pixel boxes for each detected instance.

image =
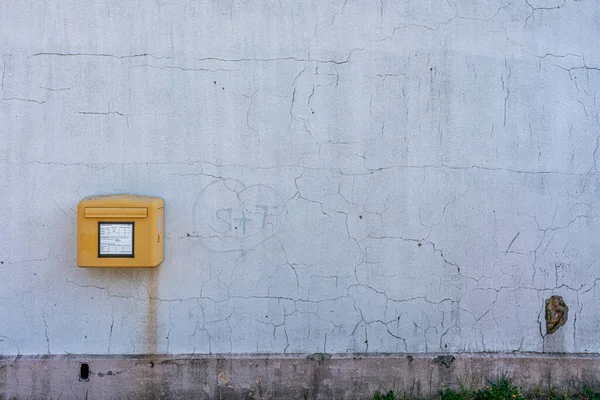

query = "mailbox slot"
[85,207,148,218]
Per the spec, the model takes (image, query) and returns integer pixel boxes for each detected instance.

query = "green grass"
[373,390,400,400]
[373,390,414,400]
[372,377,600,400]
[584,386,600,400]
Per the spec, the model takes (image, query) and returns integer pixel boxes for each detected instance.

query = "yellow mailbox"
[77,194,164,268]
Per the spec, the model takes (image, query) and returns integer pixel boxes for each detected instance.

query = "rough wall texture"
[1,0,599,356]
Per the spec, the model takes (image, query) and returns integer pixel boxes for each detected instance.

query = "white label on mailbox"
[99,223,133,256]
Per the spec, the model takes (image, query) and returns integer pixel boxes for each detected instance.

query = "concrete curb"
[1,353,599,399]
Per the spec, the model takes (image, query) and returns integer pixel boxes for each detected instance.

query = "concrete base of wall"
[1,353,599,399]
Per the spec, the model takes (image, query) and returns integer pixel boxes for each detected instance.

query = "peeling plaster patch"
[545,296,568,334]
[217,371,230,386]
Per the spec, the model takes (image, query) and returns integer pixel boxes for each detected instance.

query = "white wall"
[1,0,599,355]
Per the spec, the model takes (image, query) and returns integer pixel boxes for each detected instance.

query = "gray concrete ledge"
[1,353,599,399]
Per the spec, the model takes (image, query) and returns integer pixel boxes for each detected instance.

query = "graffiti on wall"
[193,179,287,253]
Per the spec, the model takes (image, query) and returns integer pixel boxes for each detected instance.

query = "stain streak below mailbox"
[77,194,164,268]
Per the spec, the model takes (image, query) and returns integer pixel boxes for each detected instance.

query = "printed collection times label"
[99,223,133,256]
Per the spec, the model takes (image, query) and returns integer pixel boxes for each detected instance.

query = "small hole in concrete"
[80,363,90,381]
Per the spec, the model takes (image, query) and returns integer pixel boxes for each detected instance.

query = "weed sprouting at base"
[373,377,600,400]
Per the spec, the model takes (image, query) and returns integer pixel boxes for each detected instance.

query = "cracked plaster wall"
[0,0,599,356]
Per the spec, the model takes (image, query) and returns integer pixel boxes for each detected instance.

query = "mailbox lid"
[79,194,163,210]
